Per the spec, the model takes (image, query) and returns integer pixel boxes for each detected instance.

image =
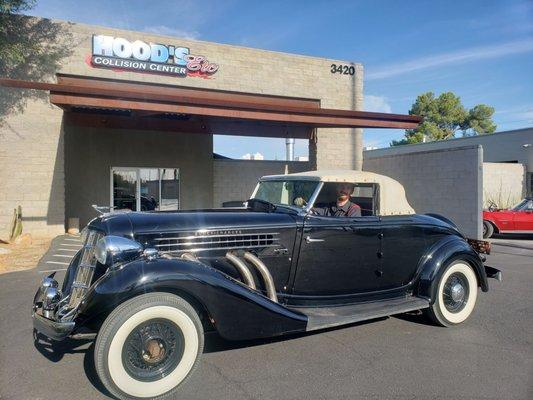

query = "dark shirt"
[312,201,361,217]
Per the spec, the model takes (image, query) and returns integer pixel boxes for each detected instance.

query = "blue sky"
[27,0,533,159]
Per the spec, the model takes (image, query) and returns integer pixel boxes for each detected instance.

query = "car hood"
[484,210,515,216]
[88,208,297,238]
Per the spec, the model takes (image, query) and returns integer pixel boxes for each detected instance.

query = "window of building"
[111,167,180,212]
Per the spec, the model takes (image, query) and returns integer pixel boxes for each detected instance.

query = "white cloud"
[496,105,533,125]
[364,95,392,113]
[142,25,200,40]
[367,38,533,80]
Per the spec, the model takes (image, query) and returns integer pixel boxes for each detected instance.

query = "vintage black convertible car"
[32,170,501,400]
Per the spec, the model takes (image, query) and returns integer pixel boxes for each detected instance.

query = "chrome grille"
[67,230,103,308]
[152,232,279,253]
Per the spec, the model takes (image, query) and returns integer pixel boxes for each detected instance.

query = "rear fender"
[76,257,307,340]
[416,236,488,302]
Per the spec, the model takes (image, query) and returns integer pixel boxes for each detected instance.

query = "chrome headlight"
[95,236,144,267]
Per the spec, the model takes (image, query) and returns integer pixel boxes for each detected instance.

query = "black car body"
[32,170,501,400]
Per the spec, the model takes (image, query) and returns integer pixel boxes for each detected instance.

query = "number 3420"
[330,64,355,75]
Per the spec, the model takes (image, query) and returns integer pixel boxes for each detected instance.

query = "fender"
[483,217,501,232]
[416,235,488,302]
[75,256,307,341]
[425,213,460,232]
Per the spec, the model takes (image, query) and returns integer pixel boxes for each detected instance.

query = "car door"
[513,199,533,230]
[292,215,382,296]
[379,215,431,289]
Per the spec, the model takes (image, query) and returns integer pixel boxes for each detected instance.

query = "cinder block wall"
[482,163,526,209]
[0,100,65,237]
[364,145,483,238]
[213,160,310,206]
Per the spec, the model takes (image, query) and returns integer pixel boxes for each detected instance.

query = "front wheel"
[94,293,204,400]
[426,261,478,327]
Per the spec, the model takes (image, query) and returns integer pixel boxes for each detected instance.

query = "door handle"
[305,236,324,243]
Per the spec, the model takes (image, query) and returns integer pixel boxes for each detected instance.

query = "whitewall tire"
[427,261,478,327]
[94,293,204,400]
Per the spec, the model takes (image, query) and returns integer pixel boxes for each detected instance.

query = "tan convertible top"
[261,169,415,215]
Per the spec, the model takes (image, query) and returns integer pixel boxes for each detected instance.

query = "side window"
[312,182,379,217]
[351,183,379,216]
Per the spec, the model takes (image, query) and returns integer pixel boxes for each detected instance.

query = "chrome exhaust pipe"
[243,251,278,302]
[225,252,256,290]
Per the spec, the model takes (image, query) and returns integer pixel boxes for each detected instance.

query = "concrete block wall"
[0,99,65,237]
[482,163,526,209]
[213,160,310,207]
[364,145,483,238]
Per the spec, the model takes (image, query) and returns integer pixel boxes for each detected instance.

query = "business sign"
[89,35,219,79]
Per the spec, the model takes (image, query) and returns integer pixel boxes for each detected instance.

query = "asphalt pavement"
[0,235,531,400]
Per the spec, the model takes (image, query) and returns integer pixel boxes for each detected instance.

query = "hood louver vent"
[148,232,280,253]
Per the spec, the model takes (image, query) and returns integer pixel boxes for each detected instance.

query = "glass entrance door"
[112,169,138,211]
[111,167,180,212]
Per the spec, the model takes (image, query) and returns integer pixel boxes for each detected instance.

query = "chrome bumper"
[32,310,75,341]
[32,275,75,341]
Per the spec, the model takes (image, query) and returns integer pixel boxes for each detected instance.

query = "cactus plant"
[9,206,23,241]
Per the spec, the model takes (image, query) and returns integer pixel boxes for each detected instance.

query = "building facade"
[0,15,371,235]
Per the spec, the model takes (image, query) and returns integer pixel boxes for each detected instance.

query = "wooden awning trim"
[0,76,422,129]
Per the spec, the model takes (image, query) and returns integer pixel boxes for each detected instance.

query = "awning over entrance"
[0,75,421,138]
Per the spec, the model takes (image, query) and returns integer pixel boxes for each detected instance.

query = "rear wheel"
[426,261,478,327]
[94,293,204,400]
[483,220,494,238]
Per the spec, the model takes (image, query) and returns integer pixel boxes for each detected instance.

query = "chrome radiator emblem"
[194,229,242,236]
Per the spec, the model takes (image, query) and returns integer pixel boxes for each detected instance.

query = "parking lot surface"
[0,236,531,400]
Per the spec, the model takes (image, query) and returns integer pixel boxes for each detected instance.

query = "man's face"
[336,183,353,201]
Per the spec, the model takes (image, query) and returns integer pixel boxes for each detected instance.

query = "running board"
[290,296,430,332]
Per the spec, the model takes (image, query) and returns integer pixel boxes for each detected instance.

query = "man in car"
[312,182,361,217]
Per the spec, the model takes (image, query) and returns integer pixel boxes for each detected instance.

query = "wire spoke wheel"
[95,293,204,400]
[442,273,469,313]
[122,318,185,382]
[426,261,478,326]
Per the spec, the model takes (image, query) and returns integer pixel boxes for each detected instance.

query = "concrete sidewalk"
[490,235,533,259]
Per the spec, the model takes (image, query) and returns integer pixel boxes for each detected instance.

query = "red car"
[483,198,533,238]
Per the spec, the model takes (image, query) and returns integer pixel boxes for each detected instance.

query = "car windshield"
[253,180,319,208]
[511,199,529,211]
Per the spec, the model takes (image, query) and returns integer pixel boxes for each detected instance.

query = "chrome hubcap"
[450,283,465,302]
[443,273,470,313]
[142,339,166,364]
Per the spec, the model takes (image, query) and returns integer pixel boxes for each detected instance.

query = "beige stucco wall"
[64,125,213,228]
[213,159,310,207]
[0,15,362,236]
[364,145,483,238]
[482,162,526,209]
